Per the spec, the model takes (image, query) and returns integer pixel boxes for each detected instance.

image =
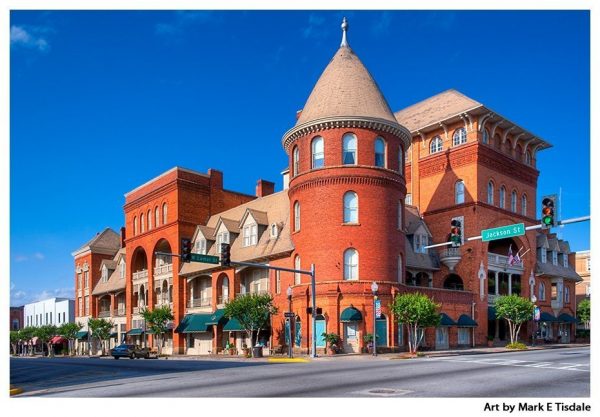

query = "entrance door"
[376,316,387,347]
[343,322,359,353]
[315,316,326,348]
[559,324,570,343]
[435,327,449,350]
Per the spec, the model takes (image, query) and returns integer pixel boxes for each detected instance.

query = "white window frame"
[294,201,300,232]
[552,250,558,265]
[216,232,230,254]
[270,223,278,239]
[374,137,386,167]
[196,238,207,254]
[487,181,494,205]
[343,248,359,280]
[293,146,300,176]
[541,249,547,264]
[499,186,506,209]
[243,223,258,247]
[564,286,570,303]
[162,203,168,225]
[405,193,412,206]
[101,265,108,283]
[458,328,471,345]
[455,180,465,204]
[312,136,324,169]
[343,191,358,223]
[343,133,357,165]
[430,136,443,154]
[453,128,467,146]
[562,253,568,268]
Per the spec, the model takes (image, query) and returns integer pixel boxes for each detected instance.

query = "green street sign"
[190,253,220,264]
[482,223,525,242]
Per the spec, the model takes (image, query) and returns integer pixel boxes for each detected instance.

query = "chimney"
[296,109,303,120]
[208,168,223,190]
[281,169,290,190]
[120,227,126,248]
[256,179,275,197]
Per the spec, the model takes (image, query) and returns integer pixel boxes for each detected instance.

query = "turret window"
[487,181,494,205]
[293,146,299,176]
[499,186,506,209]
[294,201,300,232]
[312,136,324,169]
[430,136,443,154]
[374,137,386,167]
[343,191,358,223]
[343,133,357,165]
[455,180,465,204]
[453,128,467,146]
[343,248,358,280]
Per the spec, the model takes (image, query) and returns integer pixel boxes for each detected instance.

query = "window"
[487,181,494,205]
[342,133,357,165]
[270,223,278,238]
[162,203,168,224]
[541,249,547,264]
[276,270,281,294]
[397,201,403,230]
[78,297,82,316]
[430,136,443,154]
[511,190,517,212]
[563,253,568,268]
[458,328,471,345]
[525,151,532,165]
[119,259,125,279]
[216,232,230,253]
[343,248,358,280]
[499,186,506,209]
[196,239,207,254]
[564,286,570,303]
[399,146,405,173]
[414,235,428,254]
[155,207,160,227]
[311,136,324,168]
[552,250,558,265]
[521,194,527,216]
[85,296,89,315]
[77,273,82,290]
[294,255,301,285]
[243,223,258,247]
[84,271,89,288]
[551,283,558,300]
[294,201,300,232]
[343,191,358,223]
[140,213,145,233]
[133,216,137,236]
[221,277,229,302]
[374,137,385,167]
[293,146,299,176]
[147,210,152,230]
[453,128,467,146]
[63,312,66,323]
[101,265,108,282]
[455,180,465,204]
[398,254,403,283]
[482,129,489,144]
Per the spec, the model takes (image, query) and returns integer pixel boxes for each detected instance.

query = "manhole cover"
[353,387,413,397]
[369,389,396,394]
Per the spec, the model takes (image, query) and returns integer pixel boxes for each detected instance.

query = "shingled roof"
[92,248,126,295]
[535,233,581,282]
[72,228,121,257]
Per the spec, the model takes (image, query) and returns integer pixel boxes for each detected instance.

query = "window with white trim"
[499,186,506,209]
[243,223,258,247]
[552,250,558,265]
[312,136,324,169]
[84,271,89,288]
[541,249,547,264]
[294,255,301,285]
[343,191,358,223]
[562,253,568,268]
[405,193,412,205]
[343,133,357,165]
[195,239,207,255]
[293,146,299,176]
[216,232,230,254]
[455,180,465,204]
[374,137,386,167]
[101,265,108,283]
[294,201,300,232]
[511,190,517,212]
[564,286,570,303]
[270,223,278,239]
[119,259,125,279]
[343,248,358,280]
[430,136,443,154]
[453,128,467,146]
[487,181,494,205]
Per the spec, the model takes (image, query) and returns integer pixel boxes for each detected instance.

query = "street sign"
[375,299,381,318]
[481,223,525,242]
[190,253,220,264]
[284,312,295,318]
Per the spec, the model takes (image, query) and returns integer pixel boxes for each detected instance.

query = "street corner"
[267,357,310,363]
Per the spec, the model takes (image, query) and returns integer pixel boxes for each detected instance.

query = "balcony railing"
[98,310,111,318]
[236,289,270,298]
[155,301,173,310]
[153,263,173,277]
[133,307,140,314]
[113,308,126,316]
[487,294,498,304]
[439,247,462,271]
[218,295,229,305]
[487,253,524,269]
[408,285,475,305]
[187,298,212,308]
[132,270,148,282]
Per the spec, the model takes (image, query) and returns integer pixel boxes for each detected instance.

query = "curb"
[268,358,310,363]
[10,385,24,396]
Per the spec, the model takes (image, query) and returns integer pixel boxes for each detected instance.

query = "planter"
[487,340,494,347]
[327,347,337,355]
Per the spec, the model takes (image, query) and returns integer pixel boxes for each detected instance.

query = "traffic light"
[541,197,555,228]
[449,219,462,247]
[180,238,192,263]
[220,243,231,267]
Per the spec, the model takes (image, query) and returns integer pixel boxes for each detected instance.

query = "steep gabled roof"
[72,228,121,257]
[239,208,269,227]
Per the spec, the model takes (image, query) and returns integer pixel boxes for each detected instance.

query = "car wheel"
[129,353,134,359]
[113,356,119,360]
[145,353,149,359]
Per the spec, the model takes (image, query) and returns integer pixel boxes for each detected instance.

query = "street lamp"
[531,294,538,346]
[371,281,378,357]
[287,286,293,358]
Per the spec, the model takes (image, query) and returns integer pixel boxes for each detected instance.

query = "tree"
[577,299,590,328]
[58,322,83,356]
[391,292,441,354]
[224,293,278,357]
[19,327,36,356]
[35,325,58,357]
[10,331,20,355]
[141,305,174,355]
[494,295,534,344]
[88,318,113,356]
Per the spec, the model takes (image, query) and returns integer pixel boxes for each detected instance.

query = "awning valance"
[223,318,244,331]
[50,336,67,344]
[109,332,118,338]
[75,331,88,340]
[127,328,144,336]
[175,314,210,333]
[340,307,362,322]
[206,309,227,325]
[558,313,578,324]
[439,313,457,326]
[540,312,558,322]
[457,314,478,327]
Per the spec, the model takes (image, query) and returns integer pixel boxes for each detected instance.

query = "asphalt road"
[10,347,589,398]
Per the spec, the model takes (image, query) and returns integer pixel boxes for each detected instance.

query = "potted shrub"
[363,333,375,354]
[321,332,340,355]
[487,335,494,347]
[224,342,237,355]
[241,343,250,357]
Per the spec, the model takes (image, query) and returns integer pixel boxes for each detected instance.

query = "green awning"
[146,329,154,334]
[75,331,88,340]
[457,314,478,327]
[488,306,497,320]
[175,314,210,333]
[223,317,244,331]
[340,307,362,322]
[540,312,558,322]
[109,332,118,338]
[439,313,457,326]
[127,328,144,336]
[206,309,227,325]
[558,313,578,324]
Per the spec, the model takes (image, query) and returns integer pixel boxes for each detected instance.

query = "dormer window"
[562,253,568,268]
[195,239,207,255]
[552,250,558,265]
[243,223,258,247]
[101,265,108,283]
[453,128,467,146]
[270,223,279,239]
[216,232,230,254]
[541,249,547,264]
[414,235,428,254]
[119,259,125,279]
[430,136,443,154]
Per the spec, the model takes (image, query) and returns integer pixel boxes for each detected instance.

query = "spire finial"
[340,17,349,47]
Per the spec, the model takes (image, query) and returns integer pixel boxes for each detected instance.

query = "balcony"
[113,307,126,316]
[487,253,524,270]
[439,247,461,271]
[406,285,475,305]
[155,301,173,310]
[133,307,140,314]
[98,310,111,318]
[187,298,212,308]
[132,270,148,283]
[218,295,229,305]
[153,263,173,278]
[236,289,270,298]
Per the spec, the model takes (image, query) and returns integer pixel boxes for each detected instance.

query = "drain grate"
[369,389,397,394]
[353,387,413,397]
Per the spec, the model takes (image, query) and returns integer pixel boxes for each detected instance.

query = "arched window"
[293,146,299,176]
[294,201,300,232]
[538,282,546,301]
[294,255,301,285]
[342,133,357,165]
[140,213,145,233]
[343,191,358,223]
[521,194,527,216]
[525,151,532,165]
[443,274,464,291]
[398,201,403,230]
[162,203,168,224]
[398,254,403,283]
[399,145,404,173]
[133,216,137,236]
[482,129,489,144]
[516,144,523,162]
[343,248,358,280]
[405,193,412,205]
[374,137,385,167]
[453,128,467,146]
[155,207,159,227]
[455,180,465,204]
[430,136,443,154]
[487,181,494,205]
[311,136,324,168]
[147,210,152,230]
[499,186,506,209]
[511,190,517,212]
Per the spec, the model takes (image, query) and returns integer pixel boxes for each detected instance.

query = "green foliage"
[141,305,174,355]
[494,295,534,344]
[391,292,441,354]
[363,333,374,343]
[88,318,113,355]
[577,299,590,324]
[10,331,20,344]
[35,325,58,357]
[505,342,527,350]
[321,332,341,347]
[58,322,83,356]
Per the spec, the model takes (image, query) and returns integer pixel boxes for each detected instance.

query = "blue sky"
[9,10,590,306]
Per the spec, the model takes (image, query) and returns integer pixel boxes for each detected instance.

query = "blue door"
[376,316,387,347]
[294,318,302,347]
[315,317,326,347]
[284,320,290,345]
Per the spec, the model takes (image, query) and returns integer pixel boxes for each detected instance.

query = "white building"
[24,297,75,328]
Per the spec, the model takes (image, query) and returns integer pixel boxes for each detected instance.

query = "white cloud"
[14,252,44,263]
[10,25,51,52]
[10,285,74,306]
[14,255,28,262]
[33,252,45,260]
[155,11,215,36]
[302,13,329,40]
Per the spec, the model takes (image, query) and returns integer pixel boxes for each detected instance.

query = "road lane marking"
[429,357,590,372]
